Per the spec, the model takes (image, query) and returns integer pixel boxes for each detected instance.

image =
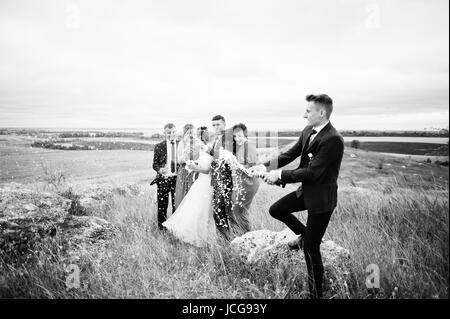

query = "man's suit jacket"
[264,122,344,214]
[209,129,234,159]
[209,129,234,189]
[150,139,180,185]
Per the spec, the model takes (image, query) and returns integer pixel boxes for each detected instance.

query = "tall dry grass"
[1,172,448,299]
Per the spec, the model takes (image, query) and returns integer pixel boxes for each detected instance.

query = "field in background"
[0,135,152,188]
[1,134,448,187]
[0,133,448,298]
[1,127,448,156]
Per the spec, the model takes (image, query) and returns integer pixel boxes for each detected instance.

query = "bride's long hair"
[182,123,195,141]
[179,123,197,161]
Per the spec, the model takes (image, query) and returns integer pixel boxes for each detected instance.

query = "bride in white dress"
[162,145,217,247]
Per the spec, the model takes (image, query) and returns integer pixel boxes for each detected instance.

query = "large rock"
[230,228,350,264]
[230,228,353,297]
[0,184,116,264]
[61,215,116,263]
[73,183,144,215]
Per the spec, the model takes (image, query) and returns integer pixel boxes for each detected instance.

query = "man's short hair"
[164,123,176,130]
[306,94,333,118]
[212,115,226,122]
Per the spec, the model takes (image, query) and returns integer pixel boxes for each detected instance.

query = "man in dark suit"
[150,123,180,230]
[250,94,344,299]
[209,115,234,239]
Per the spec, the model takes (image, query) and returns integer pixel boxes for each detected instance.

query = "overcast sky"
[0,0,448,131]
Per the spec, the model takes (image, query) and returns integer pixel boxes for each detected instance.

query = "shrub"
[41,163,67,191]
[350,140,361,149]
[59,188,87,216]
[435,160,449,167]
[377,159,384,170]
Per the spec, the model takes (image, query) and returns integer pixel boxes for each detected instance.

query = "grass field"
[0,134,448,298]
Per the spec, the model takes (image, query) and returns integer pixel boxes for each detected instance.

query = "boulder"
[75,184,144,215]
[230,228,353,297]
[61,215,116,263]
[0,184,116,264]
[230,228,350,264]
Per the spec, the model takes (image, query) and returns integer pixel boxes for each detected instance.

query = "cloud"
[0,0,448,130]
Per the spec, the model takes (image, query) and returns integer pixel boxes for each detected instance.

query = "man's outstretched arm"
[263,136,303,171]
[280,136,343,184]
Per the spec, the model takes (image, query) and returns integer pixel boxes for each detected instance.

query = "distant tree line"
[2,128,449,139]
[58,131,144,138]
[31,140,155,151]
[0,129,145,138]
[340,129,449,137]
[0,129,53,137]
[31,141,93,150]
[275,129,449,138]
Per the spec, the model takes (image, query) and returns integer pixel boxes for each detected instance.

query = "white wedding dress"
[162,151,217,247]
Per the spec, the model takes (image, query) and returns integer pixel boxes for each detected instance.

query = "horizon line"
[0,126,448,132]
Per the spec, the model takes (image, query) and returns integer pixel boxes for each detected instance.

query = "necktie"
[213,136,219,149]
[300,129,317,167]
[306,129,317,147]
[170,141,176,173]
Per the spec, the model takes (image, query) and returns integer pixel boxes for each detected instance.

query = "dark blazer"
[150,139,180,185]
[210,129,234,159]
[264,122,344,213]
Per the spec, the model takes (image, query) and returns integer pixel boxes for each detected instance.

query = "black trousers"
[156,176,177,230]
[269,191,333,299]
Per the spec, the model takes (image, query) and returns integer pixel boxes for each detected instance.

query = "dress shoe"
[287,235,304,250]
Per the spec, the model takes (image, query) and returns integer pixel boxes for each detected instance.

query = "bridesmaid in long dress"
[230,123,260,236]
[174,124,209,209]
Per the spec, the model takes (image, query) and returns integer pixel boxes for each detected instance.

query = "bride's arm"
[194,164,211,174]
[187,159,211,174]
[187,151,212,174]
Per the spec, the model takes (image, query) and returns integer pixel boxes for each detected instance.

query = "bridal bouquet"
[210,150,234,230]
[218,149,253,177]
[216,149,251,209]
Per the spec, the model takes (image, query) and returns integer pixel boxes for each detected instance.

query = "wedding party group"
[150,94,345,299]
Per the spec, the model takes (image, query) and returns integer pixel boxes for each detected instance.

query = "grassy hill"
[0,135,448,298]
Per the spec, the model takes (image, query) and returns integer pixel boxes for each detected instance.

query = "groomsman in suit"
[209,115,235,238]
[250,94,344,299]
[150,123,180,230]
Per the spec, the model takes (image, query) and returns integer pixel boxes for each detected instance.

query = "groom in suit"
[250,94,344,299]
[150,123,180,230]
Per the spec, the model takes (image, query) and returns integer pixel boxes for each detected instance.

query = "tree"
[350,140,361,149]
